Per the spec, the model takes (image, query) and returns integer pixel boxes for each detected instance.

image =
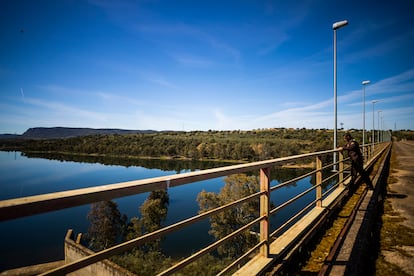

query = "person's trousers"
[351,160,373,187]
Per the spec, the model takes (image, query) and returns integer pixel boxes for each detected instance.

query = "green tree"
[126,189,169,252]
[197,174,260,258]
[140,189,169,233]
[111,250,172,275]
[86,200,124,251]
[118,189,171,273]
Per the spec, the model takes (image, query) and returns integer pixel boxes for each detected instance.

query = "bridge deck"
[326,141,414,275]
[236,143,391,275]
[235,187,346,275]
[320,142,391,275]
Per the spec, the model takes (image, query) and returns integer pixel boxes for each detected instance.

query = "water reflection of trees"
[21,151,236,172]
[20,152,321,188]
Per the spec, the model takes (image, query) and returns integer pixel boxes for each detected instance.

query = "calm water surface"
[0,151,319,271]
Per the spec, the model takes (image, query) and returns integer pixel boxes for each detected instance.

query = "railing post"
[370,144,373,159]
[316,155,322,207]
[372,143,375,157]
[259,167,270,257]
[338,150,344,186]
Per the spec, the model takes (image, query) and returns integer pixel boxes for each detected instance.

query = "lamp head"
[362,80,371,85]
[333,20,348,30]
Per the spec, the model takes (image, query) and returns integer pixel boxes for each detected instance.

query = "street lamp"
[378,110,382,143]
[362,80,370,157]
[372,100,378,151]
[333,20,348,171]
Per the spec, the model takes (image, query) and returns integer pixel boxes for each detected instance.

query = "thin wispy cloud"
[339,19,391,50]
[96,92,148,107]
[93,0,242,64]
[344,32,414,64]
[24,97,107,122]
[257,29,290,56]
[211,68,414,130]
[373,93,414,105]
[281,101,312,108]
[338,69,414,110]
[89,0,242,65]
[20,88,25,103]
[134,22,241,64]
[370,69,414,94]
[213,109,236,130]
[144,73,180,90]
[171,53,215,68]
[35,84,95,97]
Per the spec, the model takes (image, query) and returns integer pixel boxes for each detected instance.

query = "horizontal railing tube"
[0,149,333,221]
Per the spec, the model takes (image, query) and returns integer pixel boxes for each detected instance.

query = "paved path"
[382,140,414,275]
[389,140,414,229]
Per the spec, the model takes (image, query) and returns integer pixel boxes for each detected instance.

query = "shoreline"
[3,149,316,169]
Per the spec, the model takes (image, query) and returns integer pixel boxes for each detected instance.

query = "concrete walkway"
[381,140,414,275]
[388,140,414,229]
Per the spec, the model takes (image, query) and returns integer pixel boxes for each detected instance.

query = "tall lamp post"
[332,20,348,171]
[381,114,384,142]
[362,80,370,157]
[378,110,382,143]
[372,100,378,151]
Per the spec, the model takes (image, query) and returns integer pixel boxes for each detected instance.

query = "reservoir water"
[0,151,321,271]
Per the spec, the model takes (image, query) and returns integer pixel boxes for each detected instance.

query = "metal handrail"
[271,198,318,238]
[0,149,333,221]
[270,185,316,215]
[270,169,317,192]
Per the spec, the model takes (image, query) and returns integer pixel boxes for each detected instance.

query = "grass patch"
[380,201,414,250]
[375,199,414,276]
[375,256,411,276]
[299,185,365,273]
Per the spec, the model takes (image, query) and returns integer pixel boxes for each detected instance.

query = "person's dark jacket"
[343,139,362,162]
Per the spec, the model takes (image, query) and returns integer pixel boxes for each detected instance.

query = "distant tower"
[340,122,344,130]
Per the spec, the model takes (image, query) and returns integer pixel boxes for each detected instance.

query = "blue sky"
[1,0,414,134]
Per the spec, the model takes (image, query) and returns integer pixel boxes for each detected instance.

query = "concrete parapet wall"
[64,229,135,276]
[0,261,65,276]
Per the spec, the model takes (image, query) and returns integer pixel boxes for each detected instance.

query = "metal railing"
[0,142,390,275]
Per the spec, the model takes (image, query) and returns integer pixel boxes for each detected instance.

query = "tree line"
[1,128,339,162]
[2,128,403,163]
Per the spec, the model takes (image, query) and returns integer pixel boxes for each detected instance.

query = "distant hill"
[0,127,157,139]
[0,134,22,139]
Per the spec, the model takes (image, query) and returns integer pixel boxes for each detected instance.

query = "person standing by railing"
[338,133,374,189]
